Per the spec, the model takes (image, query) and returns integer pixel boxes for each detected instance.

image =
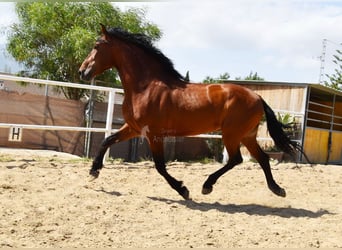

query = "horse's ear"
[100,23,108,36]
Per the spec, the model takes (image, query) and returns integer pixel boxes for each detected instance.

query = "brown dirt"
[0,149,341,248]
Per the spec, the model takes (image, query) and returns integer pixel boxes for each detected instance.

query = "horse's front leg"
[90,123,137,178]
[149,136,190,200]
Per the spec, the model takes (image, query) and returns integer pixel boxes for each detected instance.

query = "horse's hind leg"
[149,137,190,200]
[90,123,137,178]
[242,136,286,197]
[202,143,243,195]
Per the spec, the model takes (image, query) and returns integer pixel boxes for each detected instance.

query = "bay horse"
[79,24,302,200]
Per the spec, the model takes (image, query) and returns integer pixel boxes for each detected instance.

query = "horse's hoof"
[202,186,213,195]
[89,169,100,179]
[181,186,191,200]
[276,188,286,197]
[271,187,286,197]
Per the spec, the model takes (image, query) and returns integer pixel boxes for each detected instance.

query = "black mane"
[105,27,187,82]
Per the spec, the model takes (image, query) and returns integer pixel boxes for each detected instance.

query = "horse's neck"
[115,46,162,94]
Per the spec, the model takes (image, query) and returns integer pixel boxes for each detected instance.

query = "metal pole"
[84,79,95,158]
[104,89,116,161]
[319,39,327,84]
[326,93,336,164]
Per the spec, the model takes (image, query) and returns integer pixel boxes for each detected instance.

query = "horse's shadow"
[147,196,333,219]
[90,186,332,219]
[92,187,122,197]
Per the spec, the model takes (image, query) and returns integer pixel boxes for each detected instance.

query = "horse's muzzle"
[79,69,93,82]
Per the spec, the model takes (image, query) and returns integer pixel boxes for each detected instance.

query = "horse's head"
[79,24,114,81]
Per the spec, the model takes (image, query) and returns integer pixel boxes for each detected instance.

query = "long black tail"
[261,98,311,163]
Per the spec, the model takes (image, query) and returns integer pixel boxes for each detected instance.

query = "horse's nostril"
[79,70,85,81]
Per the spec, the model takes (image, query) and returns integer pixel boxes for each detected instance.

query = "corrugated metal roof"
[222,79,309,88]
[309,83,342,96]
[223,79,342,96]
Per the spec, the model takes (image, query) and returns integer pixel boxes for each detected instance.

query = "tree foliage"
[324,49,342,90]
[7,2,161,99]
[203,71,264,83]
[235,71,264,81]
[203,72,230,83]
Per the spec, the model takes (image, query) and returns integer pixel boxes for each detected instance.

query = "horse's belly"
[157,107,222,137]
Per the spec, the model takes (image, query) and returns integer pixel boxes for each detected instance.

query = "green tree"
[7,2,161,99]
[324,49,342,90]
[203,71,264,83]
[203,72,230,83]
[235,71,264,80]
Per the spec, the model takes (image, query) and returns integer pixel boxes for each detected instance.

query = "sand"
[0,149,341,248]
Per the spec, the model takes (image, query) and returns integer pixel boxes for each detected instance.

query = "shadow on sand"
[147,196,333,219]
[87,185,332,219]
[91,187,123,197]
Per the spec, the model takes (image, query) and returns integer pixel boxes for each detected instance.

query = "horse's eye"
[94,45,99,50]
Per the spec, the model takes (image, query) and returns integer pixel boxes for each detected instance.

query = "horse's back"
[184,82,264,133]
[177,82,263,120]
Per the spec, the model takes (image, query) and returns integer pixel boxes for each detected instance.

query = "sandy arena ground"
[0,148,341,248]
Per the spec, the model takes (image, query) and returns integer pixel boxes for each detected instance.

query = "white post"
[104,89,116,161]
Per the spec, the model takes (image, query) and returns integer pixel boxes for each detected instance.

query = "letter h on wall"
[8,126,23,142]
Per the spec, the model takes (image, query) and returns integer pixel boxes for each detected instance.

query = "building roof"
[309,83,342,97]
[224,79,342,97]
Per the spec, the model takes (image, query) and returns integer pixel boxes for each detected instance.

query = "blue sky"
[1,0,342,83]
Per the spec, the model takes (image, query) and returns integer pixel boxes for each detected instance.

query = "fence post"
[84,79,95,158]
[104,89,116,161]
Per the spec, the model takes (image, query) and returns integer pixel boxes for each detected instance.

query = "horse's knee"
[102,134,119,147]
